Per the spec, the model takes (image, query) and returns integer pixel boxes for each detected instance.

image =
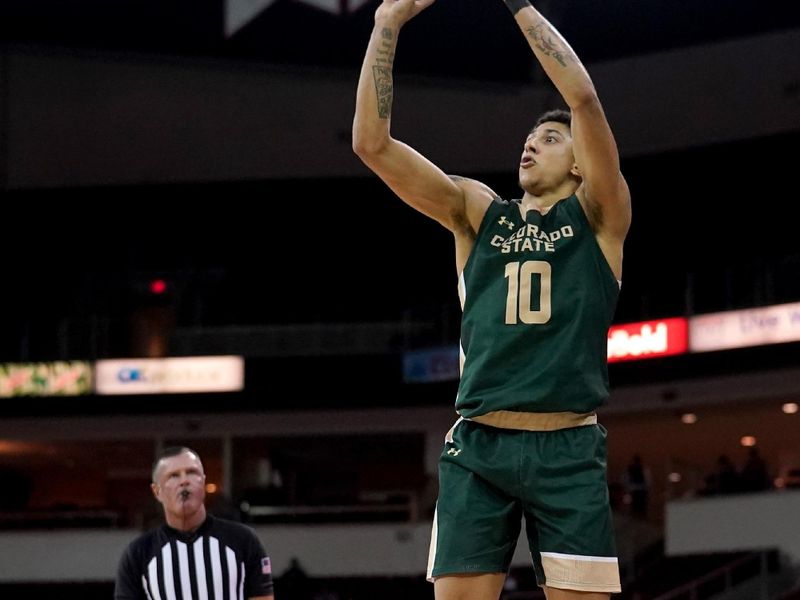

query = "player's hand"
[374,0,436,28]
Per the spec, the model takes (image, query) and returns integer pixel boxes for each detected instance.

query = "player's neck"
[522,180,576,209]
[520,192,564,214]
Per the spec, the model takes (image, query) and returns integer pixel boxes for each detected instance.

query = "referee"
[115,446,275,600]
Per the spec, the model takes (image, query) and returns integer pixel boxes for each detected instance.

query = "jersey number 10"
[504,260,552,325]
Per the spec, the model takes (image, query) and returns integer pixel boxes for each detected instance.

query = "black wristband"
[503,0,531,15]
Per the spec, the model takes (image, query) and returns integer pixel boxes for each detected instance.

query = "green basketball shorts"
[427,418,621,594]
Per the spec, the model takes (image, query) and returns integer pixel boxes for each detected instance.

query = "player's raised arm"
[503,0,631,243]
[352,0,492,234]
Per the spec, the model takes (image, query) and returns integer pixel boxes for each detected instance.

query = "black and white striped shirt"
[115,516,274,600]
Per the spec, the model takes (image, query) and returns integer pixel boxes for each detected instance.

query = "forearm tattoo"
[372,28,395,119]
[525,22,573,68]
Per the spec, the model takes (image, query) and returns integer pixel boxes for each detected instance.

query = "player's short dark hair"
[151,446,201,482]
[531,108,571,133]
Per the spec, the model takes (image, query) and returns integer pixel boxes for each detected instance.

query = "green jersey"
[456,194,620,417]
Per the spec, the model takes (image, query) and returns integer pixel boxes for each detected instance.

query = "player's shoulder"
[447,174,505,223]
[447,174,499,199]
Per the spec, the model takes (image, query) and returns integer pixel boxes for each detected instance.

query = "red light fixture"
[148,279,167,295]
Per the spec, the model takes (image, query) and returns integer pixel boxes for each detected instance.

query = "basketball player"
[353,0,631,598]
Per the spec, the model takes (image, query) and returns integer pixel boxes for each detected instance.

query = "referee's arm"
[245,531,275,600]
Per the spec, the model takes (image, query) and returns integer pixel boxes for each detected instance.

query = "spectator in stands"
[623,455,651,518]
[114,446,275,600]
[739,447,772,492]
[703,455,740,495]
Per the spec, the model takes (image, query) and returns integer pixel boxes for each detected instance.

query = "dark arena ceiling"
[2,0,800,80]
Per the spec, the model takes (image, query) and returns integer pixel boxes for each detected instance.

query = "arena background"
[1,1,800,599]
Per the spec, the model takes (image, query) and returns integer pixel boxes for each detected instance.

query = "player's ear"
[151,482,160,500]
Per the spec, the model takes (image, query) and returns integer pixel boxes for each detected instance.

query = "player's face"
[152,451,206,519]
[518,121,576,189]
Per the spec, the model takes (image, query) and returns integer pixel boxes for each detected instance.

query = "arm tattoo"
[372,28,395,119]
[525,23,572,68]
